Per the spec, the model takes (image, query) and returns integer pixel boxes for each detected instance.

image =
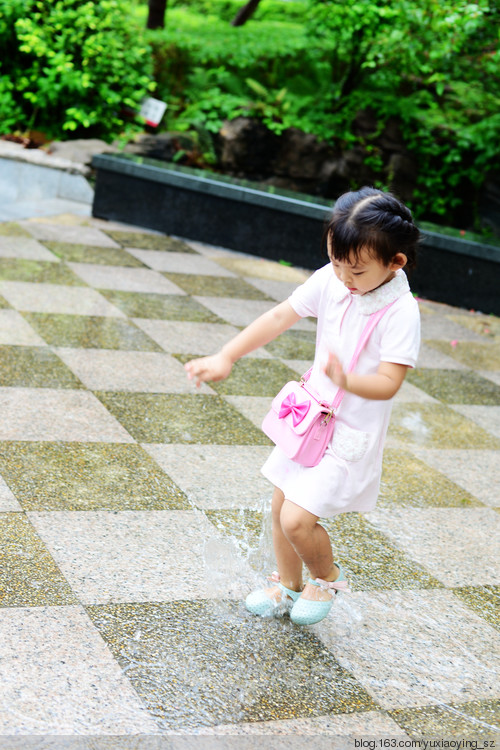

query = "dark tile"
[0,294,10,308]
[0,442,190,511]
[23,313,162,350]
[43,241,146,267]
[104,230,197,252]
[322,513,443,591]
[0,222,31,237]
[175,355,299,397]
[452,586,500,631]
[406,368,500,405]
[100,290,222,322]
[86,600,377,730]
[163,272,272,300]
[0,345,83,388]
[0,258,83,284]
[425,339,500,370]
[263,329,317,360]
[95,392,271,444]
[389,403,500,449]
[379,449,481,508]
[389,699,500,739]
[0,512,77,607]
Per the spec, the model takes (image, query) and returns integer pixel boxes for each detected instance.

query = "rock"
[45,139,118,166]
[218,117,280,176]
[123,132,197,161]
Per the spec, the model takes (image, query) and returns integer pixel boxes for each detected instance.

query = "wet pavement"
[0,208,498,746]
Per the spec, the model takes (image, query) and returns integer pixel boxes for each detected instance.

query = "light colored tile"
[417,343,468,370]
[420,315,485,342]
[0,475,21,511]
[0,605,158,734]
[366,507,499,586]
[55,348,214,393]
[0,236,59,262]
[393,380,439,404]
[194,296,316,331]
[125,248,236,276]
[223,395,273,430]
[23,222,120,247]
[281,359,314,376]
[480,370,500,386]
[0,281,125,316]
[451,405,500,439]
[67,262,185,295]
[243,275,303,302]
[0,309,46,345]
[0,387,134,442]
[410,448,500,508]
[143,444,273,509]
[29,510,254,604]
[316,589,500,709]
[133,319,240,355]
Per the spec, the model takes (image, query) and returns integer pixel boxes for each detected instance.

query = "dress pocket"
[331,422,370,462]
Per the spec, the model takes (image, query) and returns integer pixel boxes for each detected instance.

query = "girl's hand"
[323,352,348,390]
[185,351,233,388]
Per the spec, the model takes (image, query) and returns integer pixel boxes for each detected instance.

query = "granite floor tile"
[55,348,214,393]
[0,309,46,345]
[417,342,469,370]
[0,221,31,237]
[452,586,500,631]
[0,442,189,511]
[0,345,83,388]
[263,329,317,360]
[67,262,185,295]
[388,699,500,739]
[126,248,235,276]
[322,512,442,591]
[44,241,147,266]
[406,368,500,404]
[0,258,82,284]
[163,272,271,299]
[425,340,500,370]
[420,314,485,341]
[242,275,304,302]
[223,395,274,431]
[0,236,59,261]
[101,290,222,322]
[393,380,439,403]
[143,444,273,510]
[0,513,77,606]
[378,448,481,508]
[192,358,300,397]
[388,402,500,449]
[24,221,121,247]
[29,510,251,603]
[194,296,317,331]
[451,405,500,439]
[103,230,196,252]
[95,392,270,444]
[213,255,312,283]
[281,358,316,376]
[409,448,500,508]
[0,475,21,511]
[446,312,500,338]
[480,370,500,386]
[366,507,500,586]
[132,319,242,356]
[0,606,159,734]
[86,600,376,731]
[0,281,125,316]
[0,388,134,442]
[316,589,500,709]
[24,313,161,350]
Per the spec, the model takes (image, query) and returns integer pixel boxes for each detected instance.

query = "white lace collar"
[352,269,411,314]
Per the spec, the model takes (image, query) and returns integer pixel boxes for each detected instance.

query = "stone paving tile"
[0,309,46,345]
[103,229,196,252]
[184,357,299,397]
[0,236,59,261]
[132,319,243,356]
[22,221,121,247]
[101,289,222,322]
[163,272,272,299]
[0,221,31,236]
[262,328,317,360]
[406,367,500,404]
[0,606,159,734]
[425,339,500,370]
[0,257,82,284]
[0,442,189,511]
[24,313,161,350]
[0,475,21,511]
[452,587,500,631]
[127,248,236,276]
[67,262,185,295]
[417,342,469,370]
[315,589,500,710]
[86,600,377,731]
[0,281,125,316]
[389,699,500,739]
[44,241,147,266]
[451,404,500,439]
[0,345,83,388]
[194,295,316,331]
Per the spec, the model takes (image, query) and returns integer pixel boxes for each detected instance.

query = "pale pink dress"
[261,265,420,518]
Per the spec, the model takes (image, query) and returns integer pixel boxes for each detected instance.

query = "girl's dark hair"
[324,187,420,269]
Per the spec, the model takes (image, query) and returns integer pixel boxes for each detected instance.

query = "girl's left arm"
[324,353,408,400]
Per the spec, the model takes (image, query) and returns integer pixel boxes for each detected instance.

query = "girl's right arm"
[185,300,300,387]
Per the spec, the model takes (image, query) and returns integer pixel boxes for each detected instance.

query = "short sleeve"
[288,264,334,319]
[379,294,421,368]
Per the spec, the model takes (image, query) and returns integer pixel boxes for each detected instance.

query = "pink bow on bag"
[279,392,310,426]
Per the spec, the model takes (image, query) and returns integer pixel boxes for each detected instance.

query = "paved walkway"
[0,208,498,746]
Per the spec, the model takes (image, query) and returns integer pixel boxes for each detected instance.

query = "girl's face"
[328,245,406,296]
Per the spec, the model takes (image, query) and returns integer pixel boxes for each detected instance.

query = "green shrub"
[0,0,155,140]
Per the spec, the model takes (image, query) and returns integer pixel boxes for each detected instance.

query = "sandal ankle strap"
[309,576,351,594]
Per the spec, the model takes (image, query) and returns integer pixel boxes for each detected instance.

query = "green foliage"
[0,0,155,140]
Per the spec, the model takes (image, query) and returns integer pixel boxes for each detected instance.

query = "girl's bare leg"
[261,487,303,603]
[280,499,340,601]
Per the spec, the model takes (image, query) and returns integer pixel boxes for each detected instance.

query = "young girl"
[185,187,421,626]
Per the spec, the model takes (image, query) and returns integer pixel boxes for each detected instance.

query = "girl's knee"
[280,500,317,541]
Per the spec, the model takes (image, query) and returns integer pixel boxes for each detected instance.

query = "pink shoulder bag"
[261,302,394,467]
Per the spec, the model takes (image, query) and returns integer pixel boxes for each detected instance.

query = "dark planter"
[92,153,500,314]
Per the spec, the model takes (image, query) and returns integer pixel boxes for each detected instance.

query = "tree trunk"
[147,0,167,29]
[231,0,262,27]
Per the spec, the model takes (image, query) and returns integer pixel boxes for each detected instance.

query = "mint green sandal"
[245,572,301,617]
[290,564,350,626]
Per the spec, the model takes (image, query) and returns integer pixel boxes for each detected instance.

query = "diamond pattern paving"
[0,212,498,739]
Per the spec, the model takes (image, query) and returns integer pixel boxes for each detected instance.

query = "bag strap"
[302,300,396,411]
